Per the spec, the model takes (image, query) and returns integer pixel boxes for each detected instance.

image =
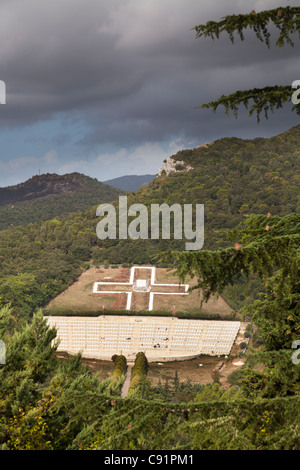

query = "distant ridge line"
[103,174,156,192]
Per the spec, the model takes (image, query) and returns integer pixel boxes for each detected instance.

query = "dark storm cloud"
[0,0,299,145]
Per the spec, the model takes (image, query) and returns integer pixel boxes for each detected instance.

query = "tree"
[157,9,300,398]
[161,213,300,397]
[162,214,299,349]
[0,273,48,318]
[194,6,300,121]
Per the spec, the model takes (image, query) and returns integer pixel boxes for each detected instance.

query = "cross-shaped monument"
[93,266,189,311]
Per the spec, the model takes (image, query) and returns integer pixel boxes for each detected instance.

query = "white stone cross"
[93,266,189,311]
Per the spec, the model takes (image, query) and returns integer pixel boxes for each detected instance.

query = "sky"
[0,0,299,187]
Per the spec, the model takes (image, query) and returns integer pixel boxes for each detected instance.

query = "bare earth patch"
[47,266,234,316]
[57,352,245,389]
[147,355,245,389]
[57,353,115,381]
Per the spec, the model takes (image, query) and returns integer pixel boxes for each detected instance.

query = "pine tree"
[163,378,171,401]
[173,370,180,392]
[162,213,300,350]
[194,6,300,121]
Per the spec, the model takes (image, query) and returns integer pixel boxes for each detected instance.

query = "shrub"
[228,368,245,386]
[175,163,185,171]
[252,329,265,348]
[128,352,149,396]
[111,355,127,381]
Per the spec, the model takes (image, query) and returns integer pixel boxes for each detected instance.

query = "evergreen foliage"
[0,172,124,230]
[0,6,299,451]
[194,7,300,48]
[0,299,299,450]
[128,352,150,397]
[111,355,127,381]
[160,213,300,350]
[0,125,298,316]
[193,7,300,120]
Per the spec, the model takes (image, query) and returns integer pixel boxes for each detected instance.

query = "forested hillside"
[0,211,297,450]
[0,126,299,450]
[0,172,124,230]
[94,124,299,264]
[1,1,299,452]
[92,126,299,309]
[0,208,96,319]
[0,125,299,316]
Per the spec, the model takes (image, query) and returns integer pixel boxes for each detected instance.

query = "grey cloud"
[0,0,299,146]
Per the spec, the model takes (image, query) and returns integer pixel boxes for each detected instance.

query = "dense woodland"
[92,125,299,260]
[0,308,299,449]
[0,125,298,314]
[0,172,124,230]
[0,125,299,449]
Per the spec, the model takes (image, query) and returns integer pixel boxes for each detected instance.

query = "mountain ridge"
[0,124,299,233]
[0,172,123,206]
[0,124,298,314]
[103,174,156,192]
[94,123,299,264]
[0,172,125,230]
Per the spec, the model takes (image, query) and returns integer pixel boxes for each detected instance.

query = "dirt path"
[121,363,133,398]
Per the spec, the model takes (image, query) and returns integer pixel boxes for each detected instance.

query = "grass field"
[46,265,235,316]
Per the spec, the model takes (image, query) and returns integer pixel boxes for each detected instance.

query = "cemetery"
[46,265,240,361]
